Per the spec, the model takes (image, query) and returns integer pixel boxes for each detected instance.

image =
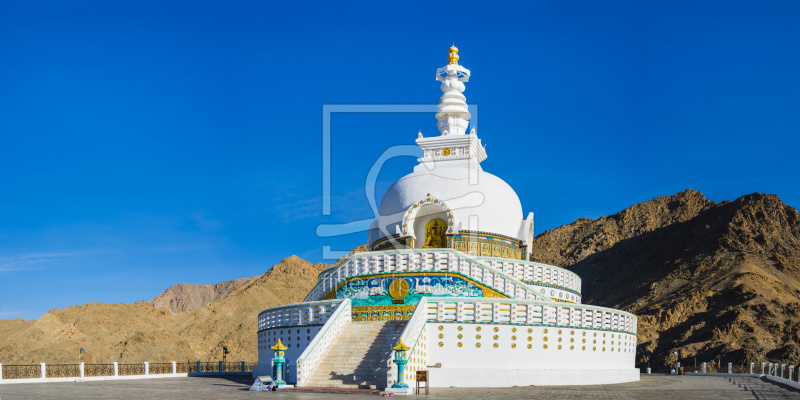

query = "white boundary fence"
[689,361,800,390]
[0,361,252,384]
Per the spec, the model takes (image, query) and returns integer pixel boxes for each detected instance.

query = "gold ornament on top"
[447,45,459,65]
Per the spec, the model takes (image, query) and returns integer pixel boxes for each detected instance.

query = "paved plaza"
[1,374,799,399]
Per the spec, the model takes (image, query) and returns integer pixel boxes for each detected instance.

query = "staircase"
[302,320,406,389]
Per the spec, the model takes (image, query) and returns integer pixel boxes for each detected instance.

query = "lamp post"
[391,339,411,389]
[270,339,288,386]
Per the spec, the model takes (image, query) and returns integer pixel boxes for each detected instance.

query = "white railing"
[0,360,245,384]
[295,299,352,387]
[305,249,552,303]
[258,300,343,331]
[386,297,429,388]
[422,297,637,335]
[476,257,582,299]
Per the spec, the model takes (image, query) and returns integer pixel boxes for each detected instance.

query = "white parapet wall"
[387,296,638,388]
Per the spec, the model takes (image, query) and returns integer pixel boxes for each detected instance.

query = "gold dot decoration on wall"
[603,347,606,352]
[476,343,481,348]
[570,338,574,343]
[557,337,562,342]
[593,340,597,344]
[476,326,482,332]
[512,327,517,333]
[593,346,597,351]
[558,345,562,350]
[543,344,548,349]
[511,335,517,341]
[476,334,482,340]
[457,342,463,347]
[493,343,499,348]
[438,342,444,347]
[528,328,533,334]
[582,346,586,351]
[493,327,499,332]
[544,336,548,342]
[571,330,575,335]
[570,345,574,350]
[438,333,444,339]
[511,343,517,349]
[603,333,606,337]
[438,325,444,331]
[527,336,532,341]
[527,344,532,349]
[543,329,548,334]
[582,339,586,343]
[594,332,597,337]
[457,334,463,339]
[493,335,499,340]
[457,326,463,331]
[558,330,562,335]
[442,148,451,156]
[582,332,586,336]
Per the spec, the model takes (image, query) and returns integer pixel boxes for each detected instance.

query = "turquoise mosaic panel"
[336,275,484,307]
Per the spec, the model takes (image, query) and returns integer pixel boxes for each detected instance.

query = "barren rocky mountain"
[1,191,798,371]
[531,189,800,369]
[0,256,328,364]
[148,276,259,313]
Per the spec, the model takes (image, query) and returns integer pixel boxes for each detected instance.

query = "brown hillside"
[532,190,800,368]
[0,256,328,364]
[149,276,258,313]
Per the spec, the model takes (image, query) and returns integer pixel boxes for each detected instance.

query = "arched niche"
[401,195,454,249]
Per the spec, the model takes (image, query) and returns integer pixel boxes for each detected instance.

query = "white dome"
[371,163,523,245]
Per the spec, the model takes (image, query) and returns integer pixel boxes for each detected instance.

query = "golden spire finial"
[392,339,411,351]
[270,339,288,351]
[447,44,459,65]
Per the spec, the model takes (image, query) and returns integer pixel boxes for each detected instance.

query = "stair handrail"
[295,298,352,387]
[386,297,429,388]
[304,249,551,303]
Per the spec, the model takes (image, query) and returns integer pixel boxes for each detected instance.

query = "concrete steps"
[302,320,405,389]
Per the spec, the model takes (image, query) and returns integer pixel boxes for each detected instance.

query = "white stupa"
[254,46,639,391]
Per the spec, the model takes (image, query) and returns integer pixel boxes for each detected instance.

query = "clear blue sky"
[1,1,799,320]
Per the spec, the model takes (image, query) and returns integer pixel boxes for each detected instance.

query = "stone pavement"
[1,374,799,399]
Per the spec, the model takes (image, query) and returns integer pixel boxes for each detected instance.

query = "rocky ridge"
[0,256,328,364]
[148,276,259,313]
[532,189,800,368]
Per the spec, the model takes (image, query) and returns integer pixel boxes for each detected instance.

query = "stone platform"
[2,374,800,399]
